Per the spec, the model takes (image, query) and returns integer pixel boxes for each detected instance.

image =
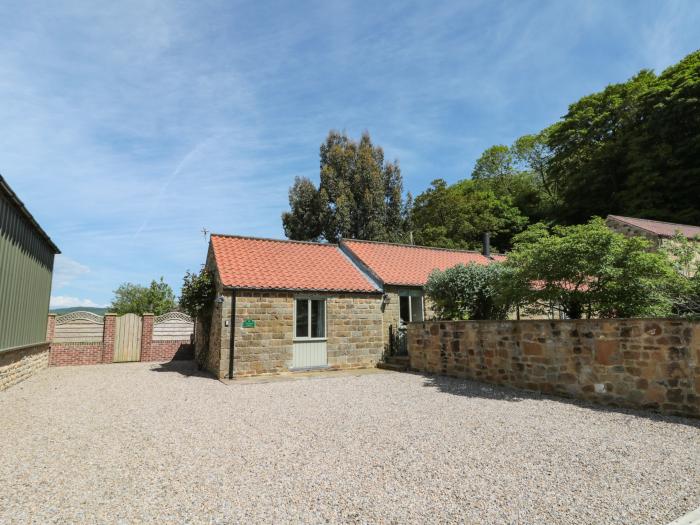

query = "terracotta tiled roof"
[341,239,500,287]
[210,235,380,292]
[607,215,700,239]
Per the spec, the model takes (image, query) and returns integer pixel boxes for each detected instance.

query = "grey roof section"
[0,174,60,254]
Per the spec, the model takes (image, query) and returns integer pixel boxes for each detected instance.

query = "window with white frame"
[399,293,424,323]
[295,298,326,339]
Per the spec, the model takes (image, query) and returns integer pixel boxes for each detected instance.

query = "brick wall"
[0,343,50,391]
[49,312,193,366]
[208,290,384,379]
[408,319,700,417]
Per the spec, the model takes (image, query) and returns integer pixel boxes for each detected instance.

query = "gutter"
[228,290,236,379]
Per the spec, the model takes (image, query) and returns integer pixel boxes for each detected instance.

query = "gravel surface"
[1,361,698,524]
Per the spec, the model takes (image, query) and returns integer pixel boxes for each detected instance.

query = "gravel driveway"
[1,361,698,524]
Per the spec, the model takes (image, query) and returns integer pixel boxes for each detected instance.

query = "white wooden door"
[292,340,327,369]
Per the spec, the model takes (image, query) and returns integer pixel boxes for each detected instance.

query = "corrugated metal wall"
[0,190,55,351]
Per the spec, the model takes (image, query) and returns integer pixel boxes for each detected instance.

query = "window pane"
[411,296,423,322]
[399,296,410,323]
[311,300,325,338]
[296,299,308,338]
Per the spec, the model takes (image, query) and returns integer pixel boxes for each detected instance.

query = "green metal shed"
[0,175,60,353]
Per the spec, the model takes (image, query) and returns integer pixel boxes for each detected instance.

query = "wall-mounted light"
[215,295,225,304]
[382,293,391,305]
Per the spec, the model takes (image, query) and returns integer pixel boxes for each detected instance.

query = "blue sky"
[1,1,698,308]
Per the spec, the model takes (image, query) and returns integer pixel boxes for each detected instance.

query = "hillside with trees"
[283,50,699,250]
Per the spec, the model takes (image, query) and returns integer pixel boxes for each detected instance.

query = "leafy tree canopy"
[109,277,177,316]
[504,218,681,319]
[282,130,411,243]
[411,178,527,251]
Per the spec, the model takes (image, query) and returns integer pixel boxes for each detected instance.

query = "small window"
[295,299,309,338]
[400,296,410,323]
[411,295,424,322]
[399,293,424,323]
[295,298,326,339]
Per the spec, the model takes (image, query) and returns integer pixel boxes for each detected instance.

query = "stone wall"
[208,290,384,378]
[0,343,50,391]
[326,294,384,369]
[408,319,700,417]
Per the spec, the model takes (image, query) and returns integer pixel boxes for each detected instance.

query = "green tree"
[411,179,527,251]
[179,269,216,368]
[425,262,512,320]
[282,130,410,243]
[281,177,323,241]
[109,277,177,316]
[622,51,700,224]
[470,131,555,226]
[505,218,679,319]
[547,70,656,224]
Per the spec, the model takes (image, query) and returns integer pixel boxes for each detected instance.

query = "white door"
[292,340,327,368]
[292,297,327,369]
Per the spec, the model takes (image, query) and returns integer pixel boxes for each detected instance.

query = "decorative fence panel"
[153,312,194,341]
[53,312,104,343]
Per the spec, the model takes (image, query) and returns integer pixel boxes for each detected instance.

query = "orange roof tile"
[341,239,500,287]
[607,215,700,239]
[210,235,380,292]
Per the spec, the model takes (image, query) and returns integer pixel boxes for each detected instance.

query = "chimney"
[482,232,491,258]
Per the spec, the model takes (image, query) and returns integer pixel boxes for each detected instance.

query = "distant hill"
[50,306,109,316]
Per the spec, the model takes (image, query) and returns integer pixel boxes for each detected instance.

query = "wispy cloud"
[52,255,91,289]
[50,296,105,309]
[1,0,698,305]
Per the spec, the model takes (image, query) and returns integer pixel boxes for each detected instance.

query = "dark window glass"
[296,299,308,338]
[411,296,423,322]
[311,300,325,338]
[400,296,410,323]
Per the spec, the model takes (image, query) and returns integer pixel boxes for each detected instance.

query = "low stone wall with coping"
[408,318,700,417]
[0,343,50,391]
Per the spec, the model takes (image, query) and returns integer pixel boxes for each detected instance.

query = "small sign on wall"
[242,319,255,328]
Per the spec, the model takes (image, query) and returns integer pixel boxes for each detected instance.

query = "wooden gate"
[114,313,142,362]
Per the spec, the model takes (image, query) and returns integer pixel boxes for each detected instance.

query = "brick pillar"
[46,314,56,342]
[140,313,154,362]
[103,314,117,363]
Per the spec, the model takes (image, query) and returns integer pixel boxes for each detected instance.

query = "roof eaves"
[0,174,60,254]
[220,284,382,294]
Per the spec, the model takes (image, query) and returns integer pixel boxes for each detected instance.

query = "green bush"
[425,262,512,320]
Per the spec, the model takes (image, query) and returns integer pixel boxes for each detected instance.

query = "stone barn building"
[201,233,498,379]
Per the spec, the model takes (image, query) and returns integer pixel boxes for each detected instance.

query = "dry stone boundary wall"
[408,318,700,417]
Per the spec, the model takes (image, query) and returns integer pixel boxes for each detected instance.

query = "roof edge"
[210,232,336,247]
[337,244,384,291]
[341,237,495,256]
[221,285,383,294]
[0,174,60,254]
[606,214,700,239]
